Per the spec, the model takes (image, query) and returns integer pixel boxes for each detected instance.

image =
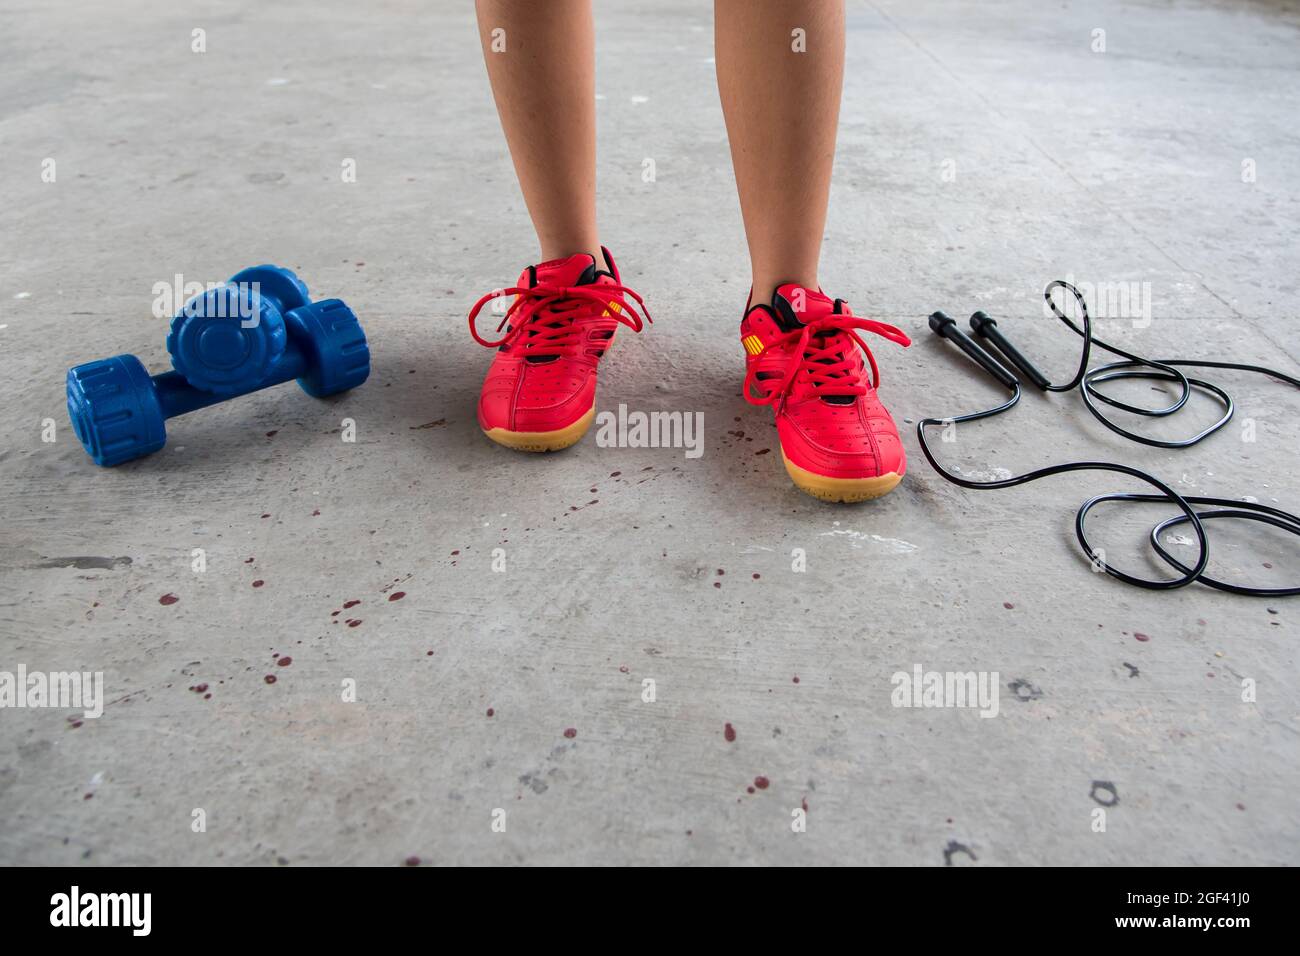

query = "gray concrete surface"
[1,0,1298,866]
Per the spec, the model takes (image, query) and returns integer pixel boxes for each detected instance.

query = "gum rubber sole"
[782,451,903,503]
[482,407,596,453]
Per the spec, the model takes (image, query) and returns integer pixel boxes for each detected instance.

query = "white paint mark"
[1165,534,1196,547]
[14,292,31,299]
[630,95,649,104]
[952,464,1013,482]
[266,77,290,86]
[818,529,918,553]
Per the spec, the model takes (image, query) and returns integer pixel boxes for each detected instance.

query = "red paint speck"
[159,593,179,606]
[563,728,577,739]
[343,599,361,609]
[260,513,271,519]
[1135,632,1151,642]
[244,557,255,564]
[713,582,721,589]
[84,793,94,800]
[404,856,420,867]
[618,665,629,674]
[746,786,755,794]
[753,776,770,790]
[264,674,277,685]
[753,573,760,580]
[311,509,321,517]
[277,656,292,667]
[389,591,405,602]
[724,723,736,743]
[347,619,362,628]
[252,579,264,588]
[802,797,809,812]
[792,676,800,684]
[486,708,494,717]
[265,430,278,438]
[1003,602,1014,610]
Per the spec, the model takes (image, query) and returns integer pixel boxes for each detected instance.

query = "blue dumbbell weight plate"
[167,284,288,395]
[287,299,371,398]
[227,264,311,315]
[66,355,166,467]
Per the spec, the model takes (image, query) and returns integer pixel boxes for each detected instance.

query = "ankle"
[539,243,604,268]
[751,273,819,303]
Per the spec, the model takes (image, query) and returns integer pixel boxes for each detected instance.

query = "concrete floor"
[1,0,1298,866]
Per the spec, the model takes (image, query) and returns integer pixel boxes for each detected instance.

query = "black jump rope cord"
[918,280,1300,597]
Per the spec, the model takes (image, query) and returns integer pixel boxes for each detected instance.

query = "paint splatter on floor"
[724,723,736,743]
[563,728,577,739]
[943,840,977,865]
[159,593,179,606]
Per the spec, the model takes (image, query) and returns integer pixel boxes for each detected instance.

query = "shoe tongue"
[773,283,837,330]
[532,253,599,289]
[773,284,858,405]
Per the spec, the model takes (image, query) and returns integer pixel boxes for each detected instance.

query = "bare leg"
[714,0,845,298]
[475,0,602,264]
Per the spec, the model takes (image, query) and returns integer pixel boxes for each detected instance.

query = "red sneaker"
[468,248,650,451]
[741,284,911,502]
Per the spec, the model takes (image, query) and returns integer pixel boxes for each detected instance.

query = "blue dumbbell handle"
[150,336,310,420]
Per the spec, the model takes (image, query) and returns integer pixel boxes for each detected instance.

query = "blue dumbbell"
[67,265,370,466]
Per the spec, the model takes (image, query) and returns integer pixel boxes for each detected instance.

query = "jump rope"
[918,281,1300,597]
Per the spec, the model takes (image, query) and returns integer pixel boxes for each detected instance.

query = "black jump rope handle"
[969,311,1051,390]
[928,311,1020,391]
